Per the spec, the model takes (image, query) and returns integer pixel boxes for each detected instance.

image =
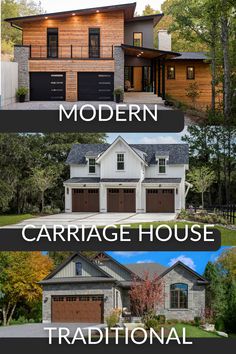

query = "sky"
[108,247,230,275]
[39,0,164,15]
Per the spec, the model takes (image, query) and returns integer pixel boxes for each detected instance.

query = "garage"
[107,189,136,212]
[146,189,175,213]
[78,72,114,101]
[30,72,65,101]
[51,295,104,323]
[72,189,99,212]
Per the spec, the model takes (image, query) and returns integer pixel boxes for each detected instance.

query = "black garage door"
[78,72,114,101]
[30,72,65,101]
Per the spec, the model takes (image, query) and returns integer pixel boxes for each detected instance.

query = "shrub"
[114,87,124,96]
[215,317,225,332]
[16,87,28,97]
[155,315,166,324]
[105,310,120,329]
[194,316,201,327]
[144,318,159,330]
[9,316,36,325]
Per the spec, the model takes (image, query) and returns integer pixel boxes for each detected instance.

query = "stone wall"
[14,45,30,101]
[157,265,206,321]
[114,46,124,90]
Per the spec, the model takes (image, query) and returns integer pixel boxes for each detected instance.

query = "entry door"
[146,189,175,213]
[133,67,143,91]
[107,189,135,212]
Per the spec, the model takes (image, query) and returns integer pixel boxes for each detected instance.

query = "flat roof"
[122,44,180,59]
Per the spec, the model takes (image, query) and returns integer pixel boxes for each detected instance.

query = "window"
[89,28,100,58]
[89,158,96,174]
[167,66,175,79]
[158,158,166,174]
[117,153,124,170]
[114,289,119,308]
[186,66,195,80]
[170,283,188,309]
[133,32,143,47]
[47,28,58,58]
[75,261,82,276]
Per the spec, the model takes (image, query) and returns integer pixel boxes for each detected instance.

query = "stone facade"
[114,46,124,90]
[14,45,30,101]
[157,265,205,321]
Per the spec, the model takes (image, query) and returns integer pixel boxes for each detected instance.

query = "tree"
[188,166,215,208]
[185,82,200,108]
[129,272,164,319]
[142,5,159,16]
[0,252,53,325]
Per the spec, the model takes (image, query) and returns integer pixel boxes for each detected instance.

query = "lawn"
[165,323,221,338]
[0,214,34,227]
[130,221,236,246]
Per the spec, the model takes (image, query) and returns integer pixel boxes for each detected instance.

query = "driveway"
[0,323,105,338]
[2,212,177,228]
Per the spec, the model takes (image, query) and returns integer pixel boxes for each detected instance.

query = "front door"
[133,67,143,91]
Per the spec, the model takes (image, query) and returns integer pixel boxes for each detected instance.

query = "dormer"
[155,153,169,174]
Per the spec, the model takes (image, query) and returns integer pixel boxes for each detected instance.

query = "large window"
[167,66,175,79]
[186,66,195,80]
[75,261,82,276]
[158,158,166,174]
[133,32,143,47]
[170,283,188,309]
[89,158,96,174]
[117,153,124,170]
[47,28,58,58]
[89,28,100,58]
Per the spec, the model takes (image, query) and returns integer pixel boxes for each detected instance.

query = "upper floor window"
[158,158,166,174]
[89,158,96,174]
[75,261,82,276]
[167,66,175,79]
[133,32,143,47]
[117,153,125,170]
[89,28,100,58]
[170,283,188,309]
[186,66,195,80]
[47,28,58,58]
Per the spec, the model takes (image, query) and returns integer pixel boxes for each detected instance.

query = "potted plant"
[114,87,124,103]
[16,87,28,103]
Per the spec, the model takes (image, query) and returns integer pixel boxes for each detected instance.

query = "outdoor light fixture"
[96,10,100,13]
[72,13,76,16]
[45,16,48,19]
[44,297,48,303]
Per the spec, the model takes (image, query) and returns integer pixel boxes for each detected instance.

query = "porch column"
[157,59,161,97]
[161,61,166,100]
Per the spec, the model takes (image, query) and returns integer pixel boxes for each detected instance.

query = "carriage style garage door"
[72,189,99,212]
[78,72,114,101]
[30,72,65,101]
[146,189,175,213]
[51,295,104,323]
[107,189,136,212]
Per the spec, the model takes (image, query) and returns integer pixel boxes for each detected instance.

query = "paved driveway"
[0,323,104,338]
[3,212,176,228]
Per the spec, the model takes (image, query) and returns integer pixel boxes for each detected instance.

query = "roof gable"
[159,261,208,282]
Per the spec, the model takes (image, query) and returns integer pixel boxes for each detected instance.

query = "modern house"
[64,136,189,213]
[5,2,212,107]
[40,251,207,323]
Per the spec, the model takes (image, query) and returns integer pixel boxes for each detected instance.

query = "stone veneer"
[114,46,124,90]
[14,45,30,101]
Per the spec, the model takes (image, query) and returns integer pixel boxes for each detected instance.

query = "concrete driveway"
[0,323,104,338]
[3,212,177,228]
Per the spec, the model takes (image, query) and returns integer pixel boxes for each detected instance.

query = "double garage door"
[30,72,114,101]
[52,295,104,323]
[146,189,175,213]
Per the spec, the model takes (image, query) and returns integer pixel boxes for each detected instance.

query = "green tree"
[188,166,215,208]
[142,5,159,16]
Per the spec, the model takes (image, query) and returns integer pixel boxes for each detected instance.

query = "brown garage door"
[146,189,175,212]
[107,189,135,212]
[72,189,99,212]
[52,295,104,323]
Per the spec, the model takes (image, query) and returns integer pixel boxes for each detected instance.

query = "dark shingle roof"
[143,178,181,183]
[172,52,209,60]
[66,143,189,165]
[64,177,100,183]
[125,263,167,279]
[40,277,116,285]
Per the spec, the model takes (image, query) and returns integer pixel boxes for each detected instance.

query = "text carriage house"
[40,252,208,323]
[64,137,189,213]
[5,2,212,107]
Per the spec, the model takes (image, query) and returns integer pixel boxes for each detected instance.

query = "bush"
[194,316,201,327]
[144,318,159,330]
[43,205,61,215]
[9,316,36,325]
[215,317,225,332]
[155,315,166,324]
[16,87,28,97]
[105,310,120,329]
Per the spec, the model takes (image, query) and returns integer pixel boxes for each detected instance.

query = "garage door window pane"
[76,262,82,276]
[89,158,96,173]
[158,158,166,173]
[117,154,124,170]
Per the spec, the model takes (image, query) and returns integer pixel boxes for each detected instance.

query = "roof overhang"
[4,2,136,28]
[121,44,180,60]
[125,13,164,27]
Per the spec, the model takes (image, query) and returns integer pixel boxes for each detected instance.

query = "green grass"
[129,221,236,246]
[0,214,34,227]
[165,323,221,338]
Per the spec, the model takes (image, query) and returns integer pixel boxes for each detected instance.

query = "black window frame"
[89,28,100,59]
[167,65,175,80]
[170,283,188,309]
[75,261,82,276]
[133,32,143,47]
[47,28,58,59]
[186,66,195,80]
[88,158,96,174]
[117,153,125,171]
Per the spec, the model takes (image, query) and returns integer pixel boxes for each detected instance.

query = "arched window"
[75,261,82,276]
[170,283,188,309]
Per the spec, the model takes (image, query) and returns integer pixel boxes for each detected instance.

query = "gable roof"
[159,261,208,283]
[126,263,167,279]
[66,137,189,166]
[4,3,136,26]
